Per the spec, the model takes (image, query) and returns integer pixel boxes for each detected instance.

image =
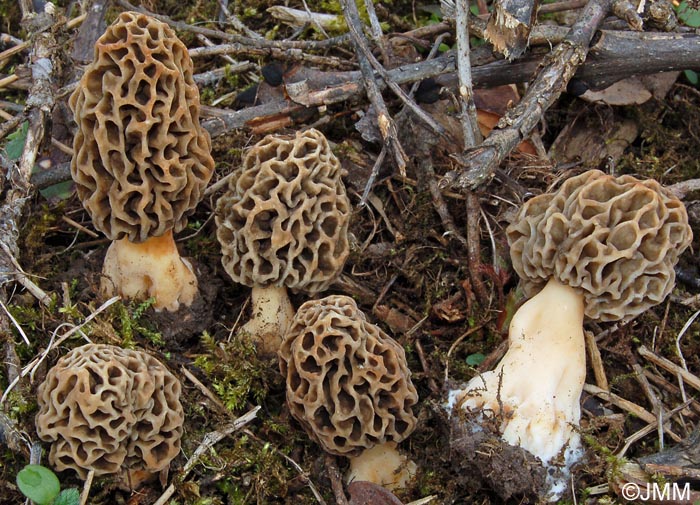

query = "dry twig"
[442,0,613,190]
[325,454,350,505]
[153,407,261,505]
[339,0,407,174]
[584,383,682,442]
[455,0,482,149]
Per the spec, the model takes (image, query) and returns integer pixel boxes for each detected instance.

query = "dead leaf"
[549,107,639,166]
[347,481,405,505]
[581,72,679,105]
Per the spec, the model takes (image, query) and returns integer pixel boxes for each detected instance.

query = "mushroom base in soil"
[448,277,586,500]
[240,284,295,355]
[279,295,420,492]
[101,230,197,312]
[446,169,693,501]
[346,442,417,491]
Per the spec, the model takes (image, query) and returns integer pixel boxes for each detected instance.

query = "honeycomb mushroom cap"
[279,295,418,456]
[216,129,351,293]
[506,169,693,321]
[35,344,184,478]
[69,12,215,242]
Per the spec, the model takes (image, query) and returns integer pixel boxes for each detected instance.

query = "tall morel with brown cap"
[69,12,215,311]
[279,295,419,491]
[448,169,693,500]
[35,344,184,482]
[216,129,351,355]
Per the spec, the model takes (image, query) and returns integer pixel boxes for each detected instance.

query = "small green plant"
[3,120,28,159]
[194,331,278,411]
[117,298,164,347]
[466,352,485,366]
[16,464,80,505]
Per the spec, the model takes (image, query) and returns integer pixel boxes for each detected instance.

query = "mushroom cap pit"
[69,11,215,242]
[506,169,693,321]
[216,129,351,293]
[35,344,184,478]
[279,295,418,457]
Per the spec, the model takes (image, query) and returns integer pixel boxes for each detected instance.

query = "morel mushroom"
[279,295,418,491]
[449,169,692,499]
[216,129,351,355]
[69,12,215,311]
[35,344,184,481]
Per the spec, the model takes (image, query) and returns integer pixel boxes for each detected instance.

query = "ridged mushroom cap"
[279,295,418,456]
[69,11,214,242]
[216,129,351,293]
[35,344,184,478]
[506,170,693,321]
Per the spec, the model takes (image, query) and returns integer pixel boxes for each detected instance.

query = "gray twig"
[455,0,483,150]
[116,0,351,52]
[339,0,407,175]
[443,0,613,191]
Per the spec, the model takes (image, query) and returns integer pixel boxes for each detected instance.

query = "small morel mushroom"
[35,344,184,482]
[279,295,419,491]
[448,169,693,500]
[216,129,351,355]
[69,12,215,311]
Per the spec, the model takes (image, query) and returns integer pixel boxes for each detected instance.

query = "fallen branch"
[584,383,683,442]
[577,30,700,90]
[116,0,351,52]
[455,0,482,149]
[442,0,613,191]
[485,0,541,60]
[339,0,407,174]
[194,29,700,138]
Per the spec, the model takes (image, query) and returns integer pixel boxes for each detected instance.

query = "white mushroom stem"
[450,277,586,483]
[242,284,295,355]
[101,230,197,312]
[345,442,417,492]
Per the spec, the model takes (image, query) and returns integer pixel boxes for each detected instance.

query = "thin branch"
[539,0,589,13]
[339,0,407,174]
[584,383,682,442]
[116,0,351,51]
[216,0,263,39]
[638,345,700,392]
[442,0,613,190]
[189,44,351,69]
[455,0,483,149]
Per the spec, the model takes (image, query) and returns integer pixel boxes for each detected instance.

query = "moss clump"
[194,332,281,411]
[111,298,164,348]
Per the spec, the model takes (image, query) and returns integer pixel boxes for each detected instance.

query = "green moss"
[194,332,280,411]
[5,389,37,419]
[113,298,164,348]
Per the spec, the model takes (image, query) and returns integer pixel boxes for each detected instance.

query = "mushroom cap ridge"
[279,295,418,456]
[69,11,215,243]
[506,169,693,321]
[216,129,351,293]
[35,343,184,478]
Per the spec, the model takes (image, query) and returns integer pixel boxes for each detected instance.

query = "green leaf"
[38,180,73,200]
[16,464,61,505]
[685,69,699,86]
[4,121,28,160]
[466,353,485,366]
[54,488,81,505]
[678,0,700,27]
